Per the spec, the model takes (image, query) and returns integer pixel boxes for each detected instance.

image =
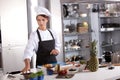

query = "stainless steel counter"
[1,66,120,80]
[44,66,120,80]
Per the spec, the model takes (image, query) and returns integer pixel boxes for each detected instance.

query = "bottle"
[55,64,60,73]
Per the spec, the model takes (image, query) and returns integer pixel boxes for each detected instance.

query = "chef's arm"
[21,58,30,73]
[22,32,37,73]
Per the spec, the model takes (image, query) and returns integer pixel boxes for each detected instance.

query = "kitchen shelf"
[99,12,120,18]
[63,17,80,20]
[100,16,120,18]
[64,48,81,52]
[100,28,120,32]
[64,32,90,36]
[64,47,89,53]
[101,42,120,48]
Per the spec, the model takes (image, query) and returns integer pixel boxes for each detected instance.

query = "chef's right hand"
[21,59,30,74]
[21,66,30,74]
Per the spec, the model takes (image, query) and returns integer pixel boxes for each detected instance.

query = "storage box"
[77,27,88,33]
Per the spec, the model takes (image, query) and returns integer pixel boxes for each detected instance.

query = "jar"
[76,23,83,32]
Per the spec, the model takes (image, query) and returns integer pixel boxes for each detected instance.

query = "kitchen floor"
[0,68,3,79]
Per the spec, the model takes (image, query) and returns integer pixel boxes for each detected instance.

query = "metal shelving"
[101,42,120,48]
[98,2,120,54]
[100,28,120,32]
[61,2,91,62]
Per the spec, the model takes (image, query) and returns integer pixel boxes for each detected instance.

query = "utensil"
[9,71,21,74]
[63,4,68,17]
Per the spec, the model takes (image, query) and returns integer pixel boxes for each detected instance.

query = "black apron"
[36,29,57,66]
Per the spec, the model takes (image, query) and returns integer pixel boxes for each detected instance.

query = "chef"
[22,6,61,73]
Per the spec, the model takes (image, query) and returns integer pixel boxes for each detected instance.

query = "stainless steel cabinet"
[91,2,120,57]
[99,12,120,54]
[0,0,28,73]
[2,46,26,73]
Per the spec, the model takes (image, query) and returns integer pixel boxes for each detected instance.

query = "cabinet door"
[0,0,28,47]
[0,0,28,73]
[2,46,26,73]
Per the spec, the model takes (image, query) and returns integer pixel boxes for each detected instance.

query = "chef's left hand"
[50,49,59,55]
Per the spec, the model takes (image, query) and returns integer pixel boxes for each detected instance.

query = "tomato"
[58,69,67,76]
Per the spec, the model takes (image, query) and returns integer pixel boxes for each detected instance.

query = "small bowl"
[47,68,54,75]
[68,68,77,74]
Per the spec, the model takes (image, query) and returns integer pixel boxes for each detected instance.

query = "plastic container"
[38,75,44,80]
[47,68,53,75]
[30,77,38,80]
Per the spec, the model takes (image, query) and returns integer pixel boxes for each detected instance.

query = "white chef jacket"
[23,29,61,61]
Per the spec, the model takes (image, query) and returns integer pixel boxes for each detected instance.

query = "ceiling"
[60,0,120,3]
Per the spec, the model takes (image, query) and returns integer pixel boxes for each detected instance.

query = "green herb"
[37,70,44,76]
[29,73,38,78]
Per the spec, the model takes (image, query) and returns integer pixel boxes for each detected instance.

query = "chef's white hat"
[35,6,51,17]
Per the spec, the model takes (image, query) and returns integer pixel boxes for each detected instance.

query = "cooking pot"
[103,51,113,63]
[66,24,75,32]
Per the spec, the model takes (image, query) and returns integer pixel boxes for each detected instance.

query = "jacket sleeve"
[23,32,38,61]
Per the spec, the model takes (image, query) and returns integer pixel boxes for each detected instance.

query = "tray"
[56,74,74,79]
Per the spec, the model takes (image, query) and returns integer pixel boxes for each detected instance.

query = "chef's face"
[36,15,49,28]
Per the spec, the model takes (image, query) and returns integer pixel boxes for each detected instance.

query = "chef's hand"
[50,49,59,55]
[21,59,30,74]
[21,66,30,74]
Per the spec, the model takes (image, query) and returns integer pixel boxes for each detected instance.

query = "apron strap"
[36,29,54,41]
[36,29,41,41]
[48,30,55,40]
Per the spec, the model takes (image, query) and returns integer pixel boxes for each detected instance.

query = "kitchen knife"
[8,71,21,74]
